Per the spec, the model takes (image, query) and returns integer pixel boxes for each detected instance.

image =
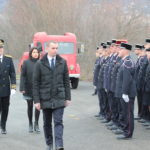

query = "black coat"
[137,56,148,91]
[97,57,107,90]
[110,56,122,93]
[143,61,150,92]
[115,56,137,98]
[20,59,38,97]
[33,54,71,109]
[93,57,101,87]
[0,55,16,97]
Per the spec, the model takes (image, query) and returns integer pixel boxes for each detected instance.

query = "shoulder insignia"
[5,54,12,58]
[123,59,134,69]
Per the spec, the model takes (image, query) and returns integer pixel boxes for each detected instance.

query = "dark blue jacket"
[143,60,150,92]
[107,54,118,92]
[93,57,102,87]
[0,55,16,97]
[115,56,137,98]
[137,56,148,91]
[110,56,122,93]
[97,56,107,90]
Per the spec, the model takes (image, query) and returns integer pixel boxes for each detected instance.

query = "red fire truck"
[19,32,80,89]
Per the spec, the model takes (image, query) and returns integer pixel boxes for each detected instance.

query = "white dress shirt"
[47,55,56,67]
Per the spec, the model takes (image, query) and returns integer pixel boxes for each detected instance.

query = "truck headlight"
[70,65,74,70]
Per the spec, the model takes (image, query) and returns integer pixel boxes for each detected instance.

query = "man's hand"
[20,91,25,94]
[11,89,16,96]
[122,94,129,103]
[34,103,41,111]
[65,100,71,107]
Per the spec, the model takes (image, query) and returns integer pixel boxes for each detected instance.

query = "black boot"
[34,122,40,133]
[29,122,33,133]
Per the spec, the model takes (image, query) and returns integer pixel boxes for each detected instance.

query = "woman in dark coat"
[20,47,41,133]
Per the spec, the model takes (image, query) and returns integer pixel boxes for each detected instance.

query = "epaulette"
[123,59,134,69]
[5,54,12,58]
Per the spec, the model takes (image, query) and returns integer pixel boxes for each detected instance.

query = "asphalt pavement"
[0,81,150,150]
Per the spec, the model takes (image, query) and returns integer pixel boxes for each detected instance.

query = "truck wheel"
[71,78,79,89]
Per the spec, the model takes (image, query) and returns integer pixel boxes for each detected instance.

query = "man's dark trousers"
[0,96,10,130]
[43,107,64,149]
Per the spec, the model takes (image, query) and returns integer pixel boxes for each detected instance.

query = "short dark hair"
[46,41,58,48]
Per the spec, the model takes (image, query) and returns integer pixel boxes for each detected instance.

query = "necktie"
[51,58,55,70]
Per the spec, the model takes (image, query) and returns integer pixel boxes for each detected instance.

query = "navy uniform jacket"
[103,55,113,90]
[110,56,122,93]
[107,53,118,92]
[0,55,16,97]
[137,55,148,91]
[97,56,109,90]
[115,56,137,98]
[93,57,102,87]
[143,60,150,92]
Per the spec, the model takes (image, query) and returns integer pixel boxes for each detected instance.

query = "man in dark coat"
[33,41,71,150]
[0,39,16,134]
[115,43,136,140]
[134,45,145,120]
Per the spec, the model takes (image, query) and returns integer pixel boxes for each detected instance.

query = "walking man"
[33,41,71,150]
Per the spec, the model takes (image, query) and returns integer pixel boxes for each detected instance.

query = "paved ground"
[0,81,150,150]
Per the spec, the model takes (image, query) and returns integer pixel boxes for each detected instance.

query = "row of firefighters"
[92,39,150,140]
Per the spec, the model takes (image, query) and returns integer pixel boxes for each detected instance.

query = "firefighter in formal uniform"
[115,43,136,139]
[0,39,16,134]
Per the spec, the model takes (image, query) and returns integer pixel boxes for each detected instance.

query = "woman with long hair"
[20,47,41,133]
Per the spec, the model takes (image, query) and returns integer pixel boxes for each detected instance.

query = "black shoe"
[97,116,105,120]
[1,128,7,134]
[146,125,150,130]
[29,123,33,133]
[101,119,110,123]
[34,122,40,133]
[105,121,114,127]
[108,124,118,130]
[117,135,132,140]
[134,116,140,120]
[141,122,150,126]
[138,119,146,123]
[56,148,64,150]
[46,145,53,150]
[92,93,96,96]
[113,129,124,135]
[94,114,100,118]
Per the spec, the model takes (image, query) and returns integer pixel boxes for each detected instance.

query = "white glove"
[122,94,129,103]
[11,89,16,96]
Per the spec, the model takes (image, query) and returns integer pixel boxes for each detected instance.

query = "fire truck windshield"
[44,42,74,54]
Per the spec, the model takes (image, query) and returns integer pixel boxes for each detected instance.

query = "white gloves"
[11,89,16,96]
[122,94,129,103]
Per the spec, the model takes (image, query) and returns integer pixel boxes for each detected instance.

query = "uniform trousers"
[121,98,135,137]
[0,96,10,130]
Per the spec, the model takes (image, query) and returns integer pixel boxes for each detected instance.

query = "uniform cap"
[135,44,144,50]
[120,43,132,51]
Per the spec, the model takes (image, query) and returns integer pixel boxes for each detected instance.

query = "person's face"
[145,43,150,49]
[134,49,140,56]
[115,45,121,53]
[118,48,126,58]
[110,45,116,53]
[146,51,150,59]
[47,43,58,57]
[0,47,4,56]
[31,49,39,59]
[95,51,99,57]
